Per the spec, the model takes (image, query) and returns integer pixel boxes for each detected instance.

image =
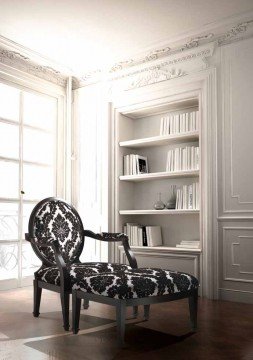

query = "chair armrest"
[83,230,127,242]
[83,230,138,269]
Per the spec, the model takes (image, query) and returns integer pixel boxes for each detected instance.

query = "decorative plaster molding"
[0,46,68,87]
[181,33,214,50]
[77,18,253,87]
[128,68,185,89]
[218,20,253,45]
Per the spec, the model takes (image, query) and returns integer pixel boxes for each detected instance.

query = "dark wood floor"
[0,287,253,360]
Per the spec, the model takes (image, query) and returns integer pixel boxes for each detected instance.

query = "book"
[146,226,163,247]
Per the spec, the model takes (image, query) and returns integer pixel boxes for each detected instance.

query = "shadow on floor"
[25,321,195,360]
[0,311,114,340]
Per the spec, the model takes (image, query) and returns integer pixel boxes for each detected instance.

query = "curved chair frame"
[25,198,138,330]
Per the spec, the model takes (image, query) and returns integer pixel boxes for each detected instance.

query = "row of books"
[160,111,199,135]
[123,154,148,175]
[123,223,162,247]
[166,146,199,172]
[175,182,199,210]
[176,240,200,249]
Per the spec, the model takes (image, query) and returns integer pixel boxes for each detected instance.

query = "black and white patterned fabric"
[72,268,199,299]
[36,263,132,286]
[32,200,83,264]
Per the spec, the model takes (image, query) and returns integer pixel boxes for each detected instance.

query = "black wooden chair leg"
[83,298,89,309]
[188,289,198,331]
[33,280,42,317]
[60,292,70,331]
[132,306,138,318]
[116,301,126,347]
[72,290,82,334]
[144,304,150,320]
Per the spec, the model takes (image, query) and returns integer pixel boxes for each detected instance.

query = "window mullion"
[18,91,24,287]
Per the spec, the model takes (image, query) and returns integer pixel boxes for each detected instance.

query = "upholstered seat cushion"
[35,263,132,286]
[72,268,199,299]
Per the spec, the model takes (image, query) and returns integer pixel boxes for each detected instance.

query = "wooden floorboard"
[0,287,253,359]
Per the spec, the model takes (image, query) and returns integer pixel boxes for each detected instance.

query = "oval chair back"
[28,197,84,267]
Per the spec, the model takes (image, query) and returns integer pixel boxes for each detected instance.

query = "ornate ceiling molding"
[76,17,253,88]
[0,42,69,87]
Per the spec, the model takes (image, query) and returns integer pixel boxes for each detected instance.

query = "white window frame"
[0,64,68,290]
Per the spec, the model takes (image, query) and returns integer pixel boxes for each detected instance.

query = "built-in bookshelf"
[112,95,201,272]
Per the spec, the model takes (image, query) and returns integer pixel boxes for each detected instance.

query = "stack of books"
[160,111,199,135]
[123,154,148,175]
[175,182,199,210]
[123,223,163,247]
[166,146,199,172]
[176,240,200,249]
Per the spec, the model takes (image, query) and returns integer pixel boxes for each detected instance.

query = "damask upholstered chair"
[25,197,135,330]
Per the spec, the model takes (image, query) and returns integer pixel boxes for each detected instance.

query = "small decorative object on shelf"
[166,185,176,209]
[137,155,148,174]
[154,192,165,210]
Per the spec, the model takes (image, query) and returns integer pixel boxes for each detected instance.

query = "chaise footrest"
[72,267,199,299]
[72,267,199,347]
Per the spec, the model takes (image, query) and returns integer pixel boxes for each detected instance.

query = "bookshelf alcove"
[110,88,206,286]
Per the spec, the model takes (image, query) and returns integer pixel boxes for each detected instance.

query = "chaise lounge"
[72,230,199,346]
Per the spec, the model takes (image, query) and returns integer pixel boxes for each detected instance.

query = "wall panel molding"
[221,37,253,215]
[222,227,253,284]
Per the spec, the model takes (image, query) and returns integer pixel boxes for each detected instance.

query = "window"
[0,81,59,289]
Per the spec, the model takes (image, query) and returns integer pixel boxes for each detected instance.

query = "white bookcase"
[111,93,203,283]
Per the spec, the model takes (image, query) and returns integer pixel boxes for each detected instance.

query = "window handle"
[21,190,25,195]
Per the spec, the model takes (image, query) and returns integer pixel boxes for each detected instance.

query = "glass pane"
[0,243,18,281]
[23,92,57,130]
[0,161,19,198]
[23,128,55,164]
[22,243,40,278]
[0,122,19,159]
[23,164,54,200]
[23,203,37,235]
[0,83,20,121]
[0,203,18,241]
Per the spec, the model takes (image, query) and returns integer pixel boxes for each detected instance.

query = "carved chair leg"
[72,291,81,334]
[83,298,89,309]
[144,304,150,320]
[60,291,70,331]
[116,301,126,347]
[33,279,42,317]
[188,289,198,331]
[132,306,138,318]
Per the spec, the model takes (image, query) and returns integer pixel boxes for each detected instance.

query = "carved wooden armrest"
[83,230,138,269]
[83,230,128,242]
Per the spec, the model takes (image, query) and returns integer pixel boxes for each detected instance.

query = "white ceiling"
[0,0,253,75]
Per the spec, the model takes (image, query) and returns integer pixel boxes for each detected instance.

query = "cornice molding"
[0,14,253,89]
[0,46,68,87]
[0,35,71,87]
[76,17,253,88]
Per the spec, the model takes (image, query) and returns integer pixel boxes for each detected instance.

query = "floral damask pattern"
[36,262,132,285]
[72,268,199,299]
[32,200,83,264]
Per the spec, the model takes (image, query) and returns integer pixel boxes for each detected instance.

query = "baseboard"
[219,288,253,304]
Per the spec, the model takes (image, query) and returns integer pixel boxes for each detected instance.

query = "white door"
[0,81,59,290]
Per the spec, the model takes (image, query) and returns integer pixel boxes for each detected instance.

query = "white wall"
[74,37,253,303]
[217,37,253,303]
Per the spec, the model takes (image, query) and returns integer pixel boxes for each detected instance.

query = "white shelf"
[119,131,199,149]
[119,209,199,215]
[120,170,199,182]
[119,245,201,253]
